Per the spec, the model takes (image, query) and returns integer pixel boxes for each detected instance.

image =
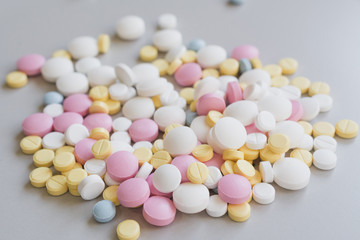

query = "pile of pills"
[11,13,359,240]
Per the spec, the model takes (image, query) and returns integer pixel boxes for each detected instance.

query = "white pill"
[313,135,337,152]
[84,159,106,176]
[110,131,131,144]
[171,97,187,109]
[190,116,211,143]
[218,75,238,92]
[153,106,186,131]
[213,117,247,150]
[135,162,153,179]
[206,195,227,218]
[259,161,274,183]
[269,121,304,149]
[239,69,271,87]
[263,87,283,98]
[123,87,136,102]
[252,183,275,204]
[194,76,220,100]
[87,65,116,87]
[132,63,159,84]
[172,182,209,214]
[114,63,137,86]
[273,157,311,190]
[165,45,186,62]
[41,58,74,83]
[75,57,101,74]
[297,134,314,151]
[43,103,63,118]
[258,95,292,122]
[153,164,181,193]
[196,45,227,68]
[163,126,197,156]
[204,166,222,189]
[158,13,177,29]
[160,90,179,106]
[42,132,65,150]
[104,172,121,186]
[255,111,276,132]
[152,29,182,52]
[112,117,132,132]
[133,141,153,150]
[116,15,145,40]
[243,83,265,101]
[68,36,98,59]
[246,133,267,150]
[313,149,337,170]
[312,94,333,112]
[223,100,258,126]
[56,72,89,96]
[136,77,167,97]
[64,123,90,146]
[78,175,105,200]
[207,128,226,154]
[122,97,155,120]
[108,83,129,101]
[280,85,301,100]
[298,97,320,121]
[111,141,133,153]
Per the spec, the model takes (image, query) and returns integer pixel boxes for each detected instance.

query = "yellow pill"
[33,149,55,167]
[152,139,164,153]
[290,76,311,94]
[260,146,282,164]
[335,119,359,139]
[279,58,298,75]
[133,147,153,165]
[312,121,335,138]
[52,49,72,59]
[66,168,88,189]
[206,110,223,127]
[187,162,209,184]
[20,136,42,154]
[250,57,262,69]
[179,88,195,104]
[271,76,289,88]
[98,34,111,54]
[105,99,121,115]
[103,185,120,206]
[53,152,76,172]
[6,71,28,88]
[249,170,261,187]
[263,64,282,78]
[181,50,197,63]
[89,85,109,101]
[228,202,251,222]
[189,100,197,112]
[89,101,110,114]
[56,146,74,155]
[139,45,158,62]
[150,150,172,169]
[298,121,313,135]
[164,123,182,137]
[233,160,255,180]
[222,149,244,161]
[117,219,140,240]
[167,58,182,75]
[92,139,113,160]
[239,145,259,161]
[192,144,214,162]
[202,68,219,78]
[61,162,82,177]
[46,175,68,196]
[290,149,313,167]
[152,59,169,76]
[220,58,240,76]
[308,81,330,96]
[151,95,162,109]
[221,160,235,175]
[268,133,290,154]
[29,167,53,188]
[90,127,110,140]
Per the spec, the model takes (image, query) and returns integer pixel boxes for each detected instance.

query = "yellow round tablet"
[187,162,209,184]
[117,219,140,240]
[220,58,240,76]
[89,101,110,114]
[250,57,262,69]
[202,68,219,78]
[249,170,261,187]
[263,64,282,78]
[105,99,121,115]
[133,147,153,165]
[181,50,197,63]
[103,185,120,206]
[139,45,158,62]
[228,202,251,222]
[233,160,255,180]
[92,139,112,160]
[46,175,68,196]
[192,144,213,162]
[90,127,110,140]
[33,149,55,167]
[89,85,109,101]
[335,119,359,139]
[6,71,28,88]
[312,121,335,138]
[279,58,298,75]
[56,146,74,155]
[20,135,42,154]
[164,123,182,137]
[290,76,311,94]
[290,149,313,167]
[53,152,76,172]
[206,110,223,127]
[222,149,244,161]
[298,121,313,135]
[66,168,88,189]
[152,59,169,76]
[239,145,259,161]
[52,49,72,59]
[268,133,290,154]
[167,58,182,75]
[151,95,162,109]
[62,162,83,177]
[29,167,53,188]
[271,76,289,88]
[308,81,330,96]
[189,100,197,112]
[152,139,164,153]
[150,150,172,169]
[221,160,235,175]
[98,34,111,54]
[179,88,194,104]
[259,145,282,164]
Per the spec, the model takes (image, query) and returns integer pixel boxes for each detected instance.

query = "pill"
[17,54,45,76]
[107,151,138,182]
[197,45,227,68]
[84,159,106,176]
[93,200,116,223]
[167,58,183,75]
[98,34,111,54]
[75,57,101,74]
[41,57,74,83]
[135,162,153,179]
[110,131,131,145]
[143,196,176,227]
[297,133,314,151]
[122,97,155,121]
[192,144,213,162]
[268,133,290,154]
[53,112,83,133]
[83,113,113,132]
[117,178,150,208]
[104,172,121,187]
[139,45,158,62]
[22,113,54,137]
[150,150,172,169]
[254,111,276,132]
[246,133,267,150]
[308,81,330,96]
[253,183,276,204]
[239,145,259,161]
[43,103,63,118]
[158,13,177,29]
[163,126,197,156]
[152,59,169,76]
[221,160,235,175]
[42,132,65,150]
[181,50,197,63]
[218,174,251,204]
[172,182,209,214]
[206,195,227,218]
[258,96,292,122]
[271,75,289,88]
[128,119,159,142]
[227,202,251,222]
[91,139,112,160]
[46,175,68,196]
[52,49,72,59]
[103,186,120,206]
[298,121,313,135]
[202,68,219,79]
[133,147,153,165]
[88,66,116,87]
[116,219,140,240]
[335,119,359,139]
[152,139,164,153]
[174,63,202,87]
[278,58,298,75]
[312,121,335,137]
[259,145,282,163]
[65,123,90,146]
[152,29,182,52]
[188,39,206,52]
[287,100,304,122]
[78,174,105,200]
[259,161,274,183]
[233,160,255,180]
[112,117,132,132]
[61,162,82,177]
[281,85,301,100]
[116,15,145,40]
[250,57,262,69]
[44,91,64,106]
[219,58,239,76]
[222,149,244,161]
[89,127,109,140]
[313,149,337,170]
[66,168,88,196]
[186,162,209,184]
[206,111,223,127]
[29,167,53,188]
[269,120,305,149]
[263,64,282,78]
[20,136,42,154]
[56,72,89,96]
[313,135,337,152]
[6,71,28,88]
[68,36,98,59]
[290,149,313,167]
[152,164,181,193]
[53,152,76,172]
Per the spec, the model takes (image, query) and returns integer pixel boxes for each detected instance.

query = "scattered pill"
[93,200,116,223]
[117,219,140,240]
[335,119,359,139]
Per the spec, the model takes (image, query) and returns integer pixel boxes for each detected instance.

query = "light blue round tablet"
[239,58,252,75]
[186,111,198,126]
[44,91,64,105]
[92,200,116,223]
[188,39,206,52]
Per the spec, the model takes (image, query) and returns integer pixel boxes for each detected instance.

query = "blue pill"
[188,39,206,52]
[239,58,252,75]
[229,0,247,5]
[44,91,64,105]
[186,111,198,126]
[92,200,116,223]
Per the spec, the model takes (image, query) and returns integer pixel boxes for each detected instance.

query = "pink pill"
[245,123,263,134]
[171,155,198,183]
[287,100,304,122]
[63,94,92,117]
[22,113,53,137]
[83,113,112,132]
[196,93,226,116]
[143,196,176,226]
[231,45,259,60]
[106,151,139,182]
[74,138,96,165]
[117,178,150,208]
[218,174,251,204]
[174,63,202,87]
[204,153,223,169]
[146,174,172,198]
[128,119,159,142]
[53,112,83,133]
[226,81,243,104]
[16,54,45,76]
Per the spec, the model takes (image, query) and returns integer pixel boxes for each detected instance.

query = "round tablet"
[227,202,251,222]
[313,135,337,152]
[46,175,68,196]
[122,97,155,121]
[213,117,247,150]
[112,117,132,132]
[335,119,359,139]
[312,94,333,112]
[290,149,313,167]
[152,29,182,52]
[174,63,202,87]
[128,119,159,142]
[313,149,337,170]
[83,113,112,132]
[252,183,275,204]
[63,93,92,117]
[116,219,140,240]
[206,195,227,218]
[65,123,90,146]
[158,13,177,29]
[75,57,101,74]
[269,121,304,149]
[53,112,83,133]
[172,182,209,214]
[217,174,252,204]
[152,164,181,193]
[204,166,222,189]
[22,113,53,137]
[154,106,186,131]
[297,133,314,151]
[74,138,97,165]
[106,151,138,182]
[41,57,74,83]
[84,159,106,176]
[196,93,226,116]
[135,162,153,179]
[298,97,320,121]
[223,100,258,126]
[136,77,167,97]
[313,121,335,138]
[78,174,105,200]
[259,161,274,183]
[246,133,267,150]
[42,132,65,150]
[196,45,227,68]
[87,65,116,87]
[29,167,53,188]
[44,91,64,105]
[93,200,116,223]
[171,155,198,183]
[255,111,276,132]
[53,152,75,172]
[239,69,271,87]
[117,178,150,208]
[56,72,89,96]
[116,15,145,40]
[231,45,259,60]
[17,54,45,76]
[146,174,172,198]
[258,96,292,122]
[20,136,42,155]
[103,186,120,206]
[143,196,176,226]
[68,36,98,59]
[163,126,197,156]
[43,103,63,118]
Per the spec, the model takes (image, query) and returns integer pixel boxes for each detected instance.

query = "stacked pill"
[11,13,359,240]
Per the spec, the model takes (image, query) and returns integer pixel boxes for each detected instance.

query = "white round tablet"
[153,106,186,131]
[255,111,276,132]
[313,149,337,170]
[42,132,65,150]
[243,83,266,101]
[252,183,275,204]
[312,94,333,112]
[115,63,137,87]
[108,83,129,101]
[163,126,197,156]
[259,161,274,183]
[190,116,211,143]
[204,166,222,189]
[313,135,337,152]
[165,45,186,62]
[43,103,63,118]
[104,172,121,186]
[194,76,220,100]
[298,97,320,121]
[239,69,271,87]
[56,72,89,96]
[87,65,116,87]
[78,175,105,200]
[75,57,101,74]
[123,87,136,102]
[112,117,132,132]
[136,77,167,97]
[206,195,227,218]
[171,97,187,109]
[207,127,226,154]
[223,100,258,126]
[84,159,106,176]
[41,57,74,83]
[64,123,90,146]
[160,90,179,106]
[280,85,301,100]
[196,45,227,68]
[68,36,98,59]
[122,97,155,120]
[257,95,292,122]
[152,164,181,193]
[158,13,177,29]
[297,134,314,151]
[111,141,133,153]
[246,133,267,150]
[135,162,154,179]
[172,182,209,214]
[213,117,247,149]
[269,121,305,149]
[152,29,182,52]
[132,63,160,85]
[110,131,131,144]
[133,141,153,150]
[116,15,145,40]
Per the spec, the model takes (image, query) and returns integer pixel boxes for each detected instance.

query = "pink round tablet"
[117,178,150,208]
[245,123,263,134]
[196,93,226,116]
[74,138,96,165]
[63,94,92,117]
[128,119,159,142]
[16,54,45,76]
[174,63,202,87]
[287,100,304,122]
[218,174,251,204]
[53,112,83,133]
[231,45,259,60]
[83,113,112,132]
[226,81,243,104]
[143,196,176,226]
[171,155,198,183]
[146,174,172,198]
[204,153,223,169]
[22,113,53,137]
[106,151,139,182]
